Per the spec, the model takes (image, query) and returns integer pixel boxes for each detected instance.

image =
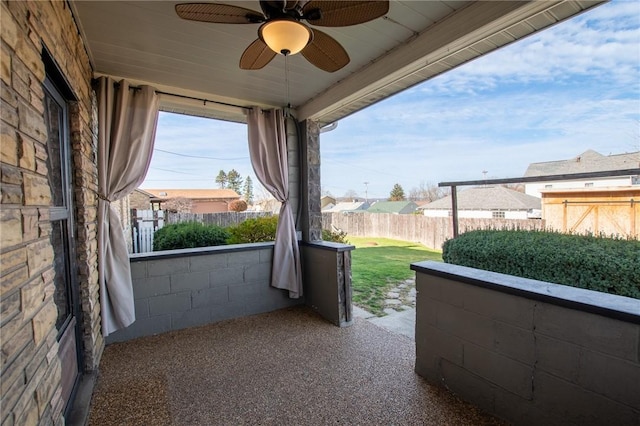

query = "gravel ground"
[89,306,505,426]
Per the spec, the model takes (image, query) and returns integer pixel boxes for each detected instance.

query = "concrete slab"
[369,308,416,341]
[352,305,376,319]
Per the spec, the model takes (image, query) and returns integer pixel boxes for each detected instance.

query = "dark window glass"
[51,220,71,331]
[45,95,65,207]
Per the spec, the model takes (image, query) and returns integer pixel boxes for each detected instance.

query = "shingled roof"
[324,201,369,212]
[421,186,540,211]
[143,189,240,200]
[524,150,640,176]
[366,201,418,214]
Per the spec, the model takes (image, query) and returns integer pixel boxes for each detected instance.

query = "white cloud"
[414,1,640,96]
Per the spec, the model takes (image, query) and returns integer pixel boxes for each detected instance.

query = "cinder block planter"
[108,243,300,343]
[412,261,640,425]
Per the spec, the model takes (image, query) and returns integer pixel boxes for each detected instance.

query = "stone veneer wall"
[107,243,302,343]
[1,1,102,424]
[300,119,321,241]
[412,261,640,425]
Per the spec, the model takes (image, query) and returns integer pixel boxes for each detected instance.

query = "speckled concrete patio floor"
[88,306,504,425]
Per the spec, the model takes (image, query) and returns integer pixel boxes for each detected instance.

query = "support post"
[299,119,322,241]
[451,185,459,238]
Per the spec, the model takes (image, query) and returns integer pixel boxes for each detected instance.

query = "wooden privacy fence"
[322,212,546,250]
[166,211,273,227]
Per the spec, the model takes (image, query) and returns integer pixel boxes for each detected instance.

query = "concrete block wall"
[301,241,355,327]
[107,243,302,343]
[413,261,640,425]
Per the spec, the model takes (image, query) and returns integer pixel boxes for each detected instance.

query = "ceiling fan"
[175,1,389,72]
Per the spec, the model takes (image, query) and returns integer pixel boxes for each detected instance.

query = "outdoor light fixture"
[259,19,312,56]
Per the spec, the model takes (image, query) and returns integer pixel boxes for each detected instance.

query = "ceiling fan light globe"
[259,20,311,56]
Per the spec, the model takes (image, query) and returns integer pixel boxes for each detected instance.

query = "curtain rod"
[93,78,250,111]
[155,90,250,111]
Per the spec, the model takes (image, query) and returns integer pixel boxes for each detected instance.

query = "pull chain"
[284,53,291,118]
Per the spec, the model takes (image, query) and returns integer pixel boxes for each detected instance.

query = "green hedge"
[442,230,640,299]
[153,216,352,250]
[226,215,278,244]
[153,222,230,251]
[322,228,349,244]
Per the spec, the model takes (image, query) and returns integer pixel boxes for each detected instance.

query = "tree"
[215,170,227,188]
[227,169,243,195]
[408,181,449,202]
[389,183,405,201]
[501,183,525,193]
[163,197,192,213]
[243,176,254,204]
[343,189,359,200]
[229,199,248,212]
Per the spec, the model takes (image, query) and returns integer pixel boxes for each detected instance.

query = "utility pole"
[363,181,369,203]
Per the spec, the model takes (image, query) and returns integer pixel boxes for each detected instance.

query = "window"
[44,70,81,414]
[632,175,639,185]
[492,211,505,219]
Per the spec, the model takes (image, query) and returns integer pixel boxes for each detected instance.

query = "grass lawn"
[348,237,442,316]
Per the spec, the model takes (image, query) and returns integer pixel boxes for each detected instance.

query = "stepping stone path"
[382,278,416,314]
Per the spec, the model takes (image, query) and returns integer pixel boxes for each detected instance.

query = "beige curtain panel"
[247,107,302,298]
[97,77,159,336]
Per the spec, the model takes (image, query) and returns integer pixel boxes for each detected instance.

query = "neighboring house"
[524,150,640,197]
[414,200,433,209]
[420,186,541,219]
[144,189,241,213]
[321,196,336,210]
[324,201,370,213]
[129,188,155,210]
[366,201,418,214]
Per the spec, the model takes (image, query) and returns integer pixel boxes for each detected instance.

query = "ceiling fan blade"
[176,3,265,24]
[285,1,301,9]
[240,39,277,70]
[303,1,388,27]
[301,29,349,72]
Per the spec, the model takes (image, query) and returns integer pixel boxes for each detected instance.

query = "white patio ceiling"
[71,1,604,125]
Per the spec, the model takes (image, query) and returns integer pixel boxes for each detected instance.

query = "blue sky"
[141,0,639,199]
